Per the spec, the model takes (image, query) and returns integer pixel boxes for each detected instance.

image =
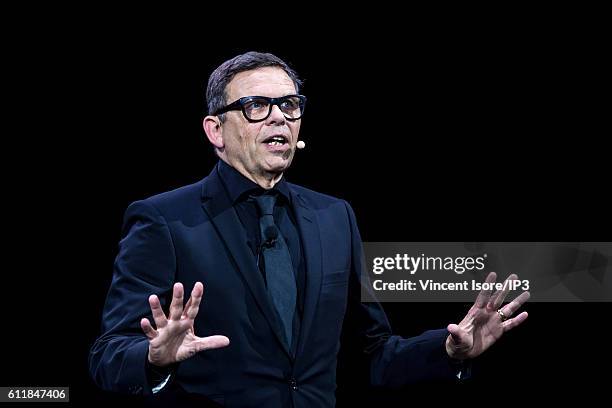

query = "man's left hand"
[445,272,530,360]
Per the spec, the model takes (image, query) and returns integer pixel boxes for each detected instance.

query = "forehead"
[226,67,297,100]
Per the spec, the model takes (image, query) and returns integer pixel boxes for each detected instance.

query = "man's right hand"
[140,282,230,367]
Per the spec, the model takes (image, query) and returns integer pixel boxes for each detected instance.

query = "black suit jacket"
[90,163,459,407]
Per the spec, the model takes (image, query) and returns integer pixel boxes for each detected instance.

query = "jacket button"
[289,378,298,391]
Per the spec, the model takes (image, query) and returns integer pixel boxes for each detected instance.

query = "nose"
[266,104,286,125]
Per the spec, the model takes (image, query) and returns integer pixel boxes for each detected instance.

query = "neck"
[222,159,283,189]
[249,171,283,189]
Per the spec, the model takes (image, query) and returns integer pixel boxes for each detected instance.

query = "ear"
[203,115,224,149]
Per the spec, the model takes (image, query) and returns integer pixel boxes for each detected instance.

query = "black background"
[2,12,610,407]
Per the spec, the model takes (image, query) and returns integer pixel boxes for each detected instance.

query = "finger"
[169,282,184,321]
[149,294,168,329]
[140,317,158,340]
[193,335,230,353]
[500,291,531,317]
[475,272,497,308]
[181,297,192,319]
[487,289,502,311]
[182,282,204,319]
[503,311,528,332]
[488,273,518,310]
[447,324,465,346]
[184,282,204,320]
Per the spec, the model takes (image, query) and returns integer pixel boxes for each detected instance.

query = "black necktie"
[253,193,297,346]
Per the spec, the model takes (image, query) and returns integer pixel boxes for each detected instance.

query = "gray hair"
[206,51,302,121]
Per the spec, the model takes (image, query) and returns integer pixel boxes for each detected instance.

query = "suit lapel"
[200,165,292,358]
[291,190,323,358]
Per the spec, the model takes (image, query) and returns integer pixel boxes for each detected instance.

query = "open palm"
[141,282,230,367]
[446,272,530,360]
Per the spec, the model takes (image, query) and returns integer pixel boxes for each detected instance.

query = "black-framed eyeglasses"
[213,94,307,122]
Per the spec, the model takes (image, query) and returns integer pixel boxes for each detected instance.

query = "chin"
[266,164,289,174]
[264,157,293,173]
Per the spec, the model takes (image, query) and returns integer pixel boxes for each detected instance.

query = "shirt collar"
[217,159,291,204]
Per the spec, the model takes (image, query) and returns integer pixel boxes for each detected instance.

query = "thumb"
[447,323,464,345]
[194,335,231,353]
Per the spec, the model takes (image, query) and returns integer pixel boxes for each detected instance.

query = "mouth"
[261,135,290,147]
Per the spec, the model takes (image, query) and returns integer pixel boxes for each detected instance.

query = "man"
[89,52,529,407]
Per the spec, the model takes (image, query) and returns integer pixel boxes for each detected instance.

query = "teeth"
[265,136,286,146]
